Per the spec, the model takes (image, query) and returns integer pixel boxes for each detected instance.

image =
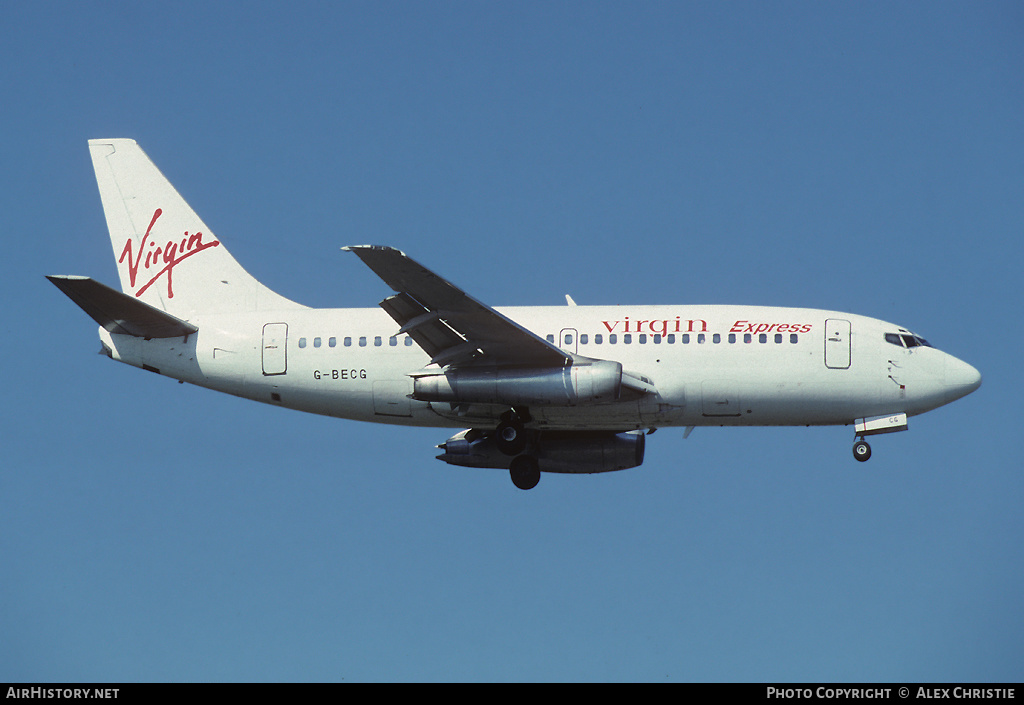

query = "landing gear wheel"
[495,418,527,456]
[852,439,872,462]
[509,455,540,490]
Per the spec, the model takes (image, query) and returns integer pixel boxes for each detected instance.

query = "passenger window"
[564,334,573,345]
[329,337,337,348]
[759,333,767,343]
[374,336,382,347]
[546,334,555,343]
[298,338,307,349]
[698,334,706,344]
[638,334,646,344]
[609,334,617,344]
[712,333,721,344]
[313,337,321,348]
[624,334,632,344]
[666,334,675,344]
[653,334,662,344]
[744,333,752,343]
[682,334,690,344]
[728,333,736,344]
[344,337,352,347]
[389,336,398,346]
[580,334,588,345]
[790,334,798,343]
[405,337,413,346]
[774,333,782,344]
[595,334,603,344]
[359,336,367,347]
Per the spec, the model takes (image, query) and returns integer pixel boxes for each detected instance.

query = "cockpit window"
[887,332,933,349]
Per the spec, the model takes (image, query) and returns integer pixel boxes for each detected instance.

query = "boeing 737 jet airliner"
[50,139,981,489]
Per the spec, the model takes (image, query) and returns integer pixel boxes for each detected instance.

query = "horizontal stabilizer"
[47,275,198,338]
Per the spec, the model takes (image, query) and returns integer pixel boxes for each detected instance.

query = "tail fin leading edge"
[88,139,301,316]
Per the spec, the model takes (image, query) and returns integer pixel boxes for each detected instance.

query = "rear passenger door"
[262,322,288,375]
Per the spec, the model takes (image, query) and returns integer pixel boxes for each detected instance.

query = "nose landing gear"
[852,439,872,462]
[851,413,907,463]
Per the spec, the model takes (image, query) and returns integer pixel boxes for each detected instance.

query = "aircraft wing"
[343,245,570,368]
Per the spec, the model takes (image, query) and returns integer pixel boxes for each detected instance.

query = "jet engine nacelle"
[437,428,646,474]
[412,360,623,406]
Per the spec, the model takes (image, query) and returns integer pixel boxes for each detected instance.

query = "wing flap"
[379,291,467,361]
[48,275,198,338]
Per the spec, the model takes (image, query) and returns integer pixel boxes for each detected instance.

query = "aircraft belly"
[682,373,893,426]
[531,403,646,430]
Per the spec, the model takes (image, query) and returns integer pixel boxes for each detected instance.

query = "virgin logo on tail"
[118,208,220,298]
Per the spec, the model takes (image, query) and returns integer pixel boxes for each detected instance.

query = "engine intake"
[413,360,623,406]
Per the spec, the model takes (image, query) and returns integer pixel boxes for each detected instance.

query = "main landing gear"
[497,410,540,490]
[509,455,541,490]
[495,411,528,456]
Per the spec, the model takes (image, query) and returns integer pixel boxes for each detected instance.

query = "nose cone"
[944,356,982,404]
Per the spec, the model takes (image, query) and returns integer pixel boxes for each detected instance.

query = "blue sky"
[2,1,1021,682]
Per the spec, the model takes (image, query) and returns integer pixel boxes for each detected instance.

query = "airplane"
[49,139,982,489]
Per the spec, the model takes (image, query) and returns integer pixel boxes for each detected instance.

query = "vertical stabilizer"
[88,139,302,316]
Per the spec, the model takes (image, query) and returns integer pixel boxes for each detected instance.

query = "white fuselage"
[99,304,980,432]
[55,139,982,486]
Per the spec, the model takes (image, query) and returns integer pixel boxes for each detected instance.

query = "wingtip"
[342,244,407,256]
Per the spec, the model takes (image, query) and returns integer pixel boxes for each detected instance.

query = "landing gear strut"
[852,439,872,462]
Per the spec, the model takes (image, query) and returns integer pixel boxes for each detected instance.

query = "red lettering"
[732,320,813,334]
[117,208,220,299]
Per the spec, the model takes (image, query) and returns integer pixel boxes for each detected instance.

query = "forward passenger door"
[824,319,851,369]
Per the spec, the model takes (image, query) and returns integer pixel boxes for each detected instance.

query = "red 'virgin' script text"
[119,208,220,298]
